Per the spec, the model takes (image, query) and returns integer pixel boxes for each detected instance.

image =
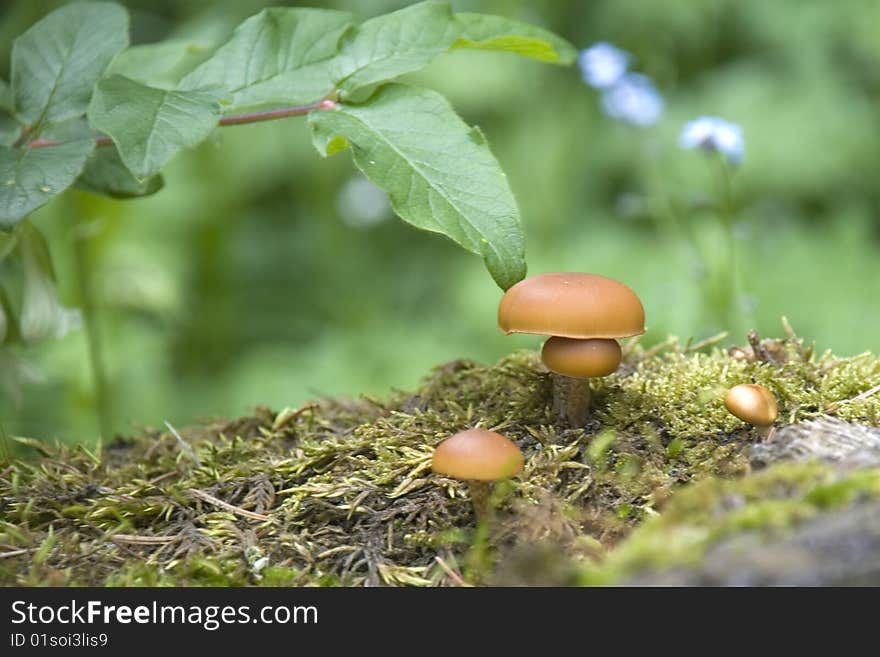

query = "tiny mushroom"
[498,272,645,427]
[432,428,524,522]
[724,383,778,439]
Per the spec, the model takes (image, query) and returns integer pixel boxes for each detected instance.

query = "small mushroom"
[432,428,524,522]
[498,272,645,427]
[724,383,778,439]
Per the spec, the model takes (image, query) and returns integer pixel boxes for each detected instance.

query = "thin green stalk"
[0,420,11,464]
[72,217,112,445]
[705,153,741,331]
[642,140,683,244]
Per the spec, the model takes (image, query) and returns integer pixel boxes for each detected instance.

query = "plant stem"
[642,138,683,244]
[718,157,745,328]
[217,100,335,125]
[0,420,10,464]
[72,215,112,444]
[704,153,740,331]
[23,99,337,150]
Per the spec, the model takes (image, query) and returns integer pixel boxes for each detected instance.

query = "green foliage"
[0,78,15,145]
[75,147,164,198]
[0,1,575,289]
[452,13,577,64]
[106,40,215,88]
[0,141,94,226]
[11,2,128,127]
[309,84,526,290]
[179,7,355,110]
[0,78,12,112]
[332,2,459,96]
[0,79,16,147]
[0,1,126,223]
[88,76,221,179]
[1,0,878,466]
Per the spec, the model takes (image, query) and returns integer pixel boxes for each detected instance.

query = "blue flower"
[578,42,630,89]
[679,117,744,165]
[600,74,664,127]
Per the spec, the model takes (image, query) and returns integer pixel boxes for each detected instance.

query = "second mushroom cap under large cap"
[497,272,645,339]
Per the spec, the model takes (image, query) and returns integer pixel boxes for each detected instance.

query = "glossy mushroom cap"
[432,428,524,481]
[724,384,778,427]
[541,337,622,378]
[498,272,645,339]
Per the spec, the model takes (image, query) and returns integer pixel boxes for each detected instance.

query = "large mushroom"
[498,272,645,427]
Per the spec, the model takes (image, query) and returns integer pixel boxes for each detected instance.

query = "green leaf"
[0,141,95,227]
[0,80,19,147]
[309,84,525,290]
[12,2,129,129]
[333,2,460,96]
[107,40,215,88]
[76,147,164,198]
[0,79,13,113]
[38,116,95,143]
[180,8,354,111]
[88,75,221,179]
[0,233,16,263]
[452,13,577,64]
[19,220,55,279]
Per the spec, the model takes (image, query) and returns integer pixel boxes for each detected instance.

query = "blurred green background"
[2,0,880,445]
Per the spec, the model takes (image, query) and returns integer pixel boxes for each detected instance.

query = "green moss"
[581,462,880,584]
[1,331,879,586]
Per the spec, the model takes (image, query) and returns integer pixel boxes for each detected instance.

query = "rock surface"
[751,416,880,470]
[621,417,880,586]
[625,501,880,586]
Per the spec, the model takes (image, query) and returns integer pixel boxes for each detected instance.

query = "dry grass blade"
[186,488,273,522]
[0,549,30,559]
[825,382,880,414]
[109,534,176,545]
[164,421,203,466]
[434,555,472,587]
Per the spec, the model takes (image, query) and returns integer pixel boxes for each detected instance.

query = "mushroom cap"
[498,272,645,339]
[541,337,622,378]
[724,384,778,427]
[431,428,524,481]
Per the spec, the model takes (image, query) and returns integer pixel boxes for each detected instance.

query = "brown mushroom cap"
[498,272,645,339]
[431,428,524,481]
[541,337,622,378]
[724,384,778,427]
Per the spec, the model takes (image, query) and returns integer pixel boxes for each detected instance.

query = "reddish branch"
[22,98,337,150]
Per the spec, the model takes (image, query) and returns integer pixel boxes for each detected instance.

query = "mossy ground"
[1,328,879,586]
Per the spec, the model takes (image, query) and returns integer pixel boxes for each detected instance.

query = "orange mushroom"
[432,428,524,522]
[541,337,622,378]
[724,383,778,439]
[498,273,645,426]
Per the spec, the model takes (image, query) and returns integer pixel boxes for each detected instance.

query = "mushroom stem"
[551,373,593,427]
[467,480,493,524]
